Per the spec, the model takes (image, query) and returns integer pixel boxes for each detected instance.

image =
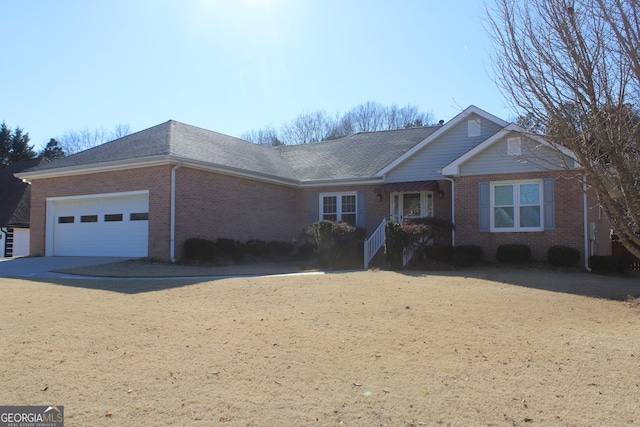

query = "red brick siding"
[29,165,172,260]
[584,187,612,256]
[296,180,452,239]
[453,171,587,262]
[173,168,298,260]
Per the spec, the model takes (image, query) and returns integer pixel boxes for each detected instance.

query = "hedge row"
[183,237,297,261]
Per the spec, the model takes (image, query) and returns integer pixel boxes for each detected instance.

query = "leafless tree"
[240,125,282,146]
[243,102,434,145]
[279,110,336,145]
[487,0,640,258]
[57,123,131,155]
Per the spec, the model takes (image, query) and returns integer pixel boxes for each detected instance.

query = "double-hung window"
[491,180,543,231]
[320,192,357,224]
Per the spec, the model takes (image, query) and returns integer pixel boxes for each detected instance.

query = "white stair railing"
[364,218,387,269]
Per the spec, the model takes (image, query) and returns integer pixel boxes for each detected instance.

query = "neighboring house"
[0,157,47,257]
[16,106,610,267]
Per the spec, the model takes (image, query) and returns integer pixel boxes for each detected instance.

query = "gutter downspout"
[583,175,591,272]
[170,162,183,263]
[443,177,455,246]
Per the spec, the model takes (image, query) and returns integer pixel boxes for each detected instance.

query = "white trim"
[46,190,149,202]
[319,191,357,222]
[442,124,578,176]
[490,179,543,232]
[45,190,150,256]
[300,178,384,188]
[378,105,509,177]
[443,177,455,245]
[389,190,434,222]
[16,157,172,180]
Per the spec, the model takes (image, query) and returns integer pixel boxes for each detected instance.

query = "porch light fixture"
[438,190,445,199]
[376,193,383,201]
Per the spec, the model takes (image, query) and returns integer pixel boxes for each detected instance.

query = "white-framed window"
[320,192,357,224]
[390,191,434,222]
[491,180,543,232]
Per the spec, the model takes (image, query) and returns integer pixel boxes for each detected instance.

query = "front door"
[390,191,434,222]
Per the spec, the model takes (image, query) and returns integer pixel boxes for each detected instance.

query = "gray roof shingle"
[24,121,441,183]
[277,126,440,181]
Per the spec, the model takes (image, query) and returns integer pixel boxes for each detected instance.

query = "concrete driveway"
[0,256,131,279]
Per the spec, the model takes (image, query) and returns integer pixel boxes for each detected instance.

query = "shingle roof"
[23,121,441,183]
[0,157,47,227]
[277,126,440,181]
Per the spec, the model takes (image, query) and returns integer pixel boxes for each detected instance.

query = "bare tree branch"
[487,0,640,258]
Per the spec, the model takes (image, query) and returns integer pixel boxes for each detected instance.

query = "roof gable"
[442,124,577,176]
[378,105,509,177]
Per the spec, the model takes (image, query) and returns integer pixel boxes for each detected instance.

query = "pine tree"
[41,138,66,160]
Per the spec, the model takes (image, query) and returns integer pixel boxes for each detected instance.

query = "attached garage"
[46,191,149,257]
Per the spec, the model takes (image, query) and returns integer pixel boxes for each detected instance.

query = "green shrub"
[496,244,531,264]
[405,217,455,246]
[452,245,483,266]
[589,255,630,274]
[296,242,316,259]
[214,238,246,261]
[422,244,455,263]
[385,221,406,270]
[184,238,218,260]
[311,220,365,269]
[267,241,294,257]
[548,245,581,267]
[246,240,267,257]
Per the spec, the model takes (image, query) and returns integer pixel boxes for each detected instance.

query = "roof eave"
[179,158,300,187]
[298,177,385,188]
[15,156,174,181]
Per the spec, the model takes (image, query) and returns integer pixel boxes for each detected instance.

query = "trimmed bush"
[548,245,580,267]
[590,255,630,274]
[296,242,316,259]
[385,221,406,270]
[422,244,455,263]
[496,244,531,264]
[184,238,218,260]
[452,245,483,266]
[311,220,365,269]
[246,240,267,257]
[267,241,294,257]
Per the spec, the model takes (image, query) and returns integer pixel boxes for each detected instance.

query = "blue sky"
[1,0,511,151]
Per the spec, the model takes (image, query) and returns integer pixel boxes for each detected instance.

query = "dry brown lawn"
[1,267,639,426]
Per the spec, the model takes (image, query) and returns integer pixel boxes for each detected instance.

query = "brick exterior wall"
[173,168,298,260]
[584,186,612,257]
[32,163,595,265]
[453,171,590,262]
[29,165,173,260]
[296,180,452,237]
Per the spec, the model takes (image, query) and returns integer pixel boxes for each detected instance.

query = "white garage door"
[48,192,149,257]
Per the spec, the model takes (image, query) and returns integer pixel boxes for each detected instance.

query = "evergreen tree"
[0,121,36,167]
[41,138,66,160]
